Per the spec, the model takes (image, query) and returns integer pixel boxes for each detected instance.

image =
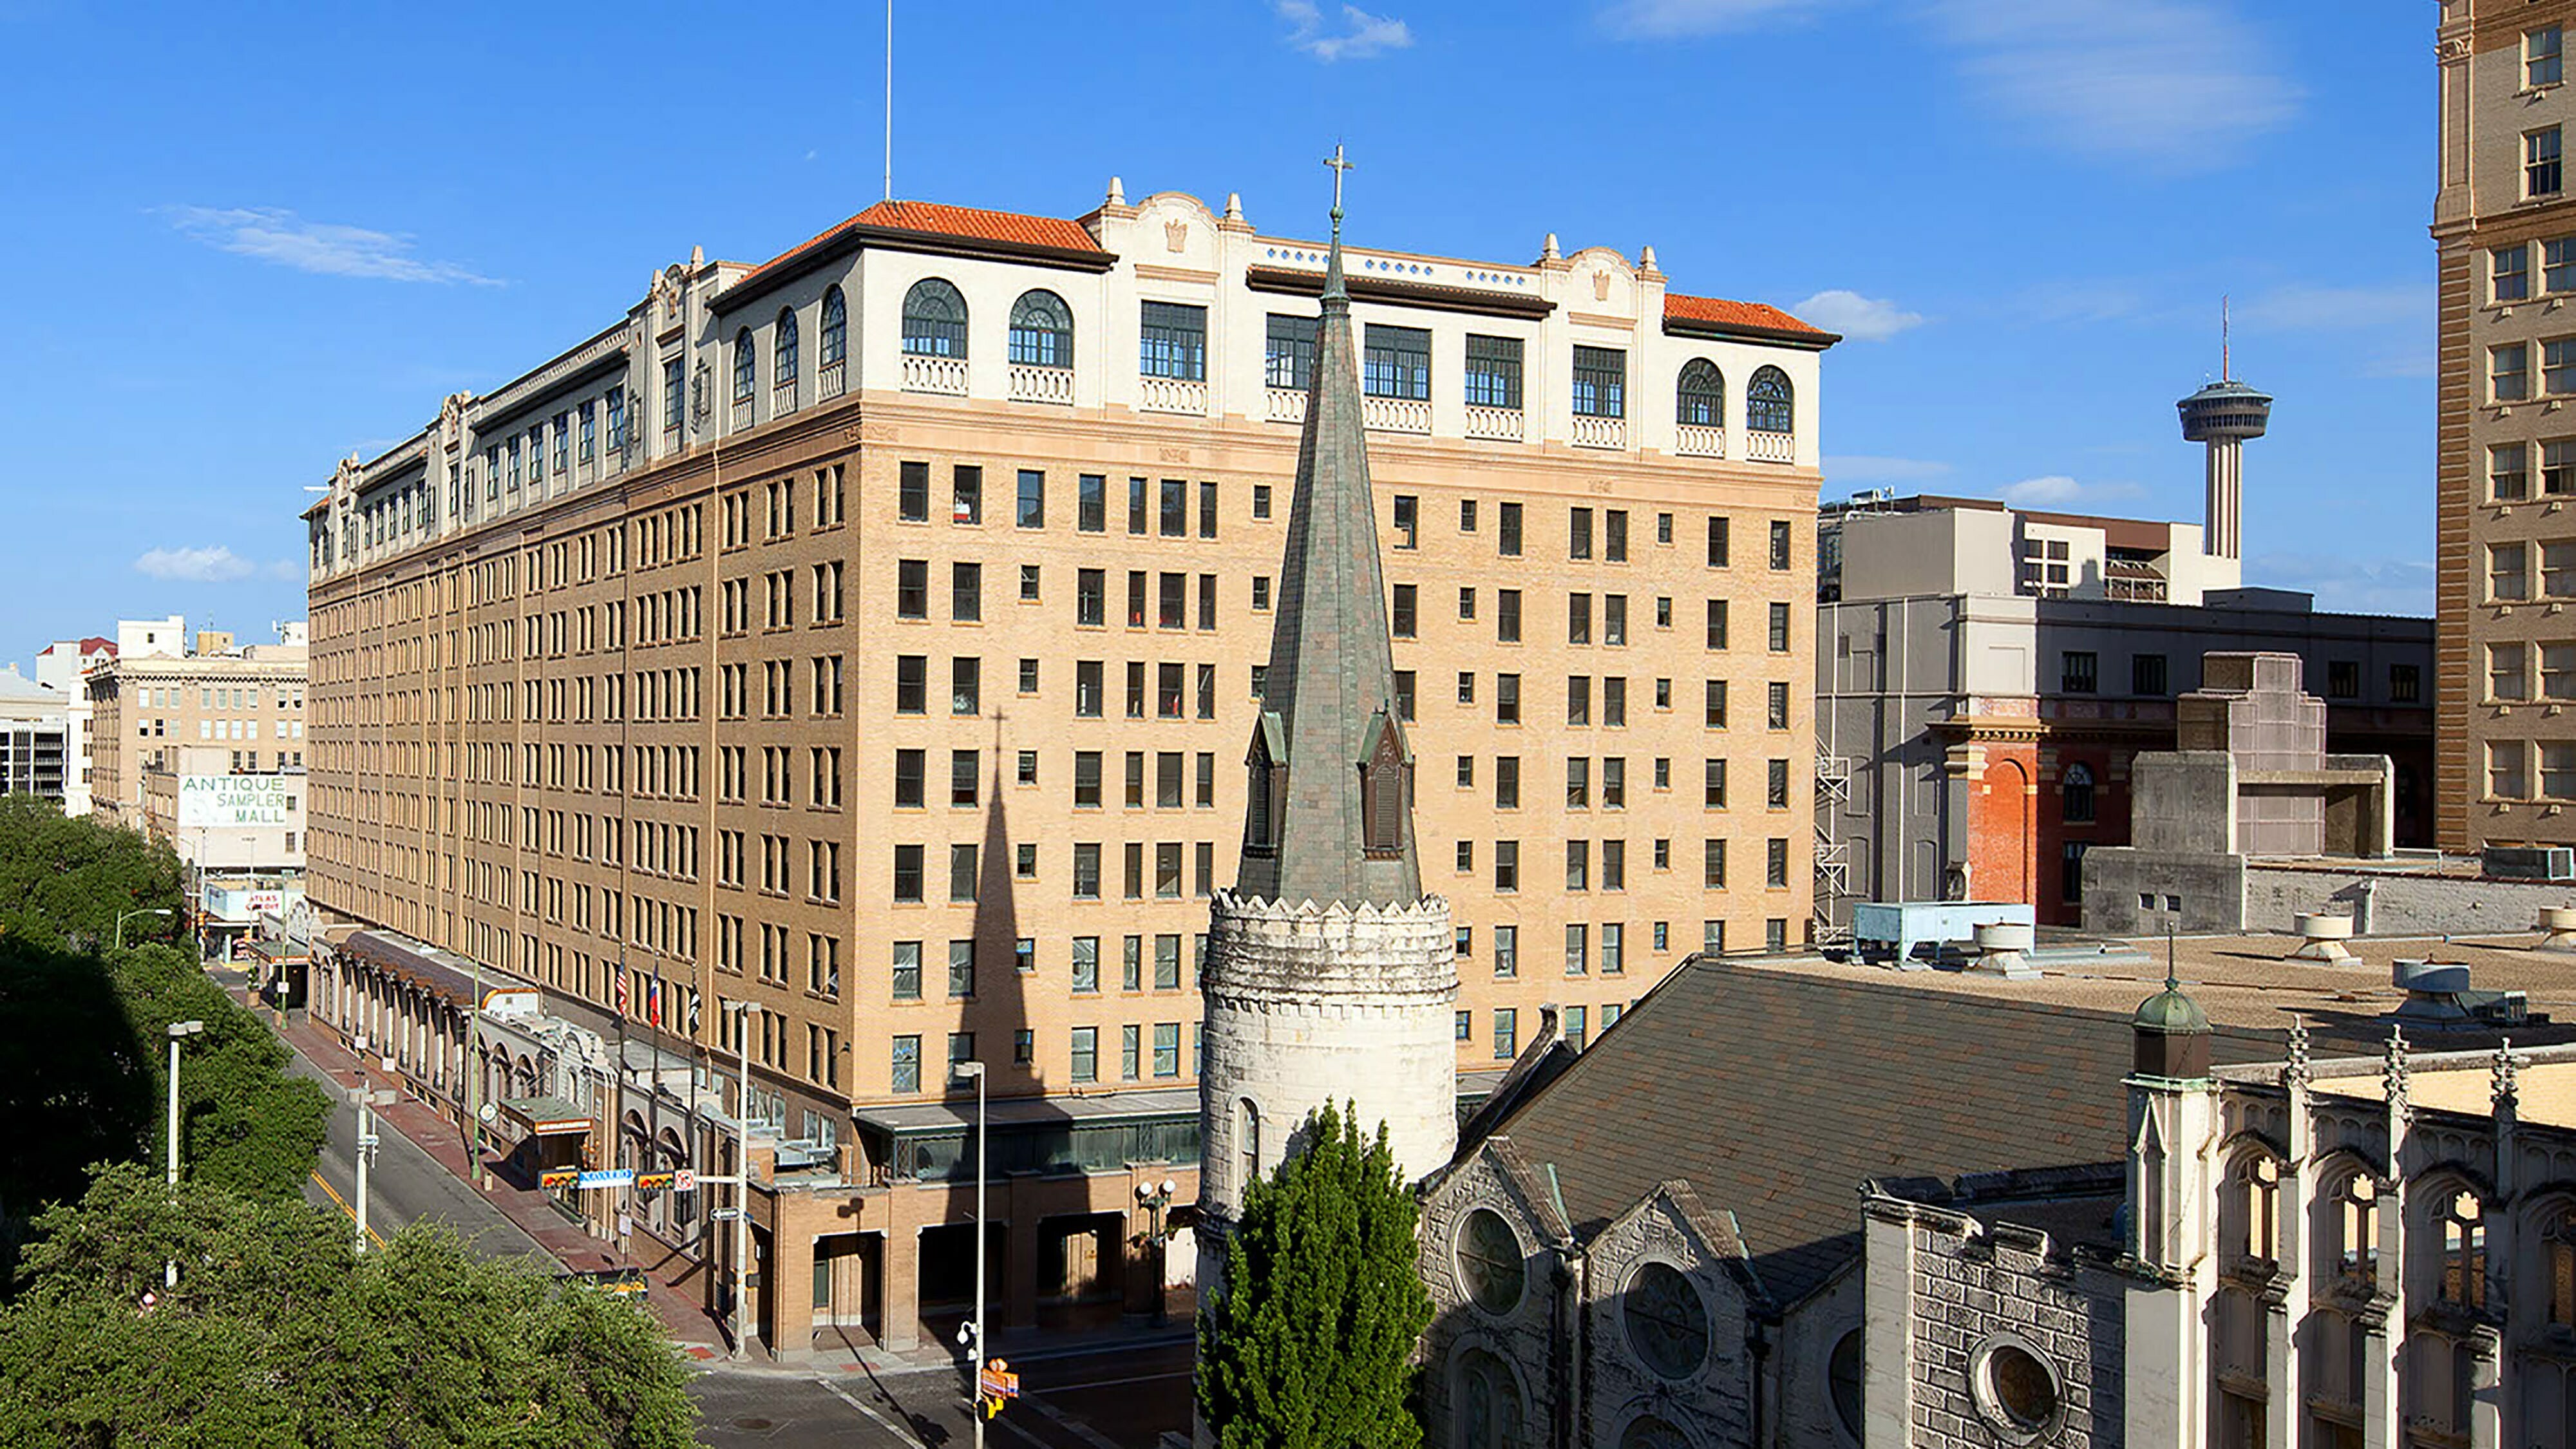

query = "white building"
[34,635,115,816]
[0,667,70,804]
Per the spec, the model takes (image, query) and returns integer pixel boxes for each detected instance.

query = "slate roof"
[1663,292,1836,341]
[1482,954,2289,1307]
[1235,214,1421,909]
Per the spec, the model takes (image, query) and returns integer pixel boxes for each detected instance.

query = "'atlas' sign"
[178,774,292,829]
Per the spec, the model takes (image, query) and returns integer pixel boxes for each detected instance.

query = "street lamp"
[953,1058,989,1448]
[727,1000,753,1363]
[164,1020,204,1289]
[348,1082,399,1255]
[1135,1177,1180,1325]
[117,907,173,951]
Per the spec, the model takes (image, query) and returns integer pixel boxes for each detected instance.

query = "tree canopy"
[0,1164,701,1446]
[0,795,185,952]
[1197,1101,1435,1449]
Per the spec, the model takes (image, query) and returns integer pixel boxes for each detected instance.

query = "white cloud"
[1824,455,1955,485]
[165,205,500,285]
[1598,0,1843,36]
[1920,0,2300,167]
[135,545,256,583]
[2246,554,2433,617]
[2237,283,2429,332]
[1276,1,1412,60]
[1792,289,1925,343]
[1991,475,2146,507]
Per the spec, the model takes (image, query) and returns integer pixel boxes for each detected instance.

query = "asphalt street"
[691,1340,1194,1449]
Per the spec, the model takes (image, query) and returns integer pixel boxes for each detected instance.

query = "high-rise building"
[0,667,69,803]
[2434,3,2576,849]
[299,180,1829,1354]
[32,636,113,815]
[85,631,308,826]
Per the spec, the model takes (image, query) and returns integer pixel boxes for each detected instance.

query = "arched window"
[1009,289,1074,368]
[820,285,848,367]
[1238,1099,1260,1188]
[2438,1187,2486,1308]
[2223,1151,2280,1265]
[773,307,799,386]
[2546,1205,2576,1327]
[903,278,969,357]
[1619,1417,1690,1449]
[1676,359,1724,427]
[1747,365,1794,434]
[732,327,756,404]
[1454,1348,1526,1449]
[2062,762,2096,824]
[2331,1173,2378,1286]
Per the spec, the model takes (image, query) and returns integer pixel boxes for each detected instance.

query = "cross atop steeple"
[1325,144,1353,227]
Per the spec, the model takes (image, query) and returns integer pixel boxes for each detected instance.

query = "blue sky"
[0,0,2432,667]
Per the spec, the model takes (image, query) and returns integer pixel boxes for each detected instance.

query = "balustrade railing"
[1463,405,1524,442]
[1361,396,1431,434]
[903,354,969,396]
[1675,423,1727,459]
[1267,387,1307,424]
[1138,375,1208,416]
[1010,364,1074,405]
[817,359,847,401]
[771,383,798,419]
[729,397,755,431]
[1745,428,1796,464]
[1571,414,1627,450]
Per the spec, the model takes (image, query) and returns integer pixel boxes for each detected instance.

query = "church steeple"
[1236,148,1421,910]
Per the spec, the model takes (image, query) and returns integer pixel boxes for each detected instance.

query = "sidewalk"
[232,983,727,1358]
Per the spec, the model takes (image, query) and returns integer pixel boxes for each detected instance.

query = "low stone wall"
[2242,863,2576,937]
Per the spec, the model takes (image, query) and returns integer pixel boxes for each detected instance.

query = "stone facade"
[1418,1137,1768,1449]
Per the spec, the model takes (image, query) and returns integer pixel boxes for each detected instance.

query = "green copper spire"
[1235,148,1421,909]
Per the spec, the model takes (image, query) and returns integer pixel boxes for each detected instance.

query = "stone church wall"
[1582,1196,1757,1449]
[1903,1215,2124,1449]
[1418,1148,1565,1448]
[1770,1262,1864,1449]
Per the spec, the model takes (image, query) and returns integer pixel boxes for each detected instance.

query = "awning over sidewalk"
[339,930,537,1011]
[501,1096,593,1138]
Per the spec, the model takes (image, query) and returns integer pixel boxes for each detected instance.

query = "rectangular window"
[2535,126,2566,200]
[1160,478,1188,537]
[1769,519,1793,571]
[1497,589,1522,643]
[2497,343,2532,404]
[1493,1009,1518,1061]
[1705,758,1728,809]
[2499,244,2535,304]
[1392,495,1419,549]
[1265,314,1318,390]
[1497,674,1520,725]
[1160,572,1188,629]
[1253,483,1273,520]
[1602,923,1624,974]
[1075,661,1103,717]
[2550,743,2576,800]
[2061,650,2099,694]
[2327,659,2361,700]
[1564,922,1589,972]
[891,1036,921,1093]
[1077,569,1105,627]
[1766,837,1790,888]
[2551,439,2576,498]
[1121,1025,1141,1081]
[1571,345,1626,417]
[1392,584,1419,638]
[948,939,976,998]
[952,562,983,622]
[1077,473,1106,533]
[2536,26,2566,89]
[1606,510,1629,562]
[1200,481,1218,539]
[1139,301,1208,381]
[2492,741,2532,800]
[2495,542,2532,601]
[1496,755,1521,810]
[2493,643,2532,702]
[952,656,981,715]
[1073,842,1101,898]
[949,844,978,903]
[951,749,981,807]
[952,466,982,526]
[2132,653,2169,696]
[1459,587,1475,621]
[663,357,686,432]
[1567,675,1591,726]
[1766,602,1789,653]
[2552,238,2576,297]
[1151,1022,1182,1078]
[896,560,928,619]
[1495,839,1520,891]
[1128,477,1150,535]
[1707,600,1730,650]
[892,942,922,1001]
[1463,334,1524,409]
[893,844,923,903]
[1766,681,1789,730]
[1565,840,1590,891]
[1070,1027,1098,1083]
[893,748,925,809]
[2391,662,2422,703]
[1494,925,1517,977]
[2550,339,2576,396]
[1363,324,1431,400]
[1767,757,1790,809]
[1499,502,1523,557]
[1016,469,1045,529]
[1707,516,1731,567]
[896,654,927,714]
[2495,442,2533,501]
[1703,837,1727,888]
[898,461,930,521]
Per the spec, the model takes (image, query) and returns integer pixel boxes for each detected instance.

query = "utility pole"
[955,1058,988,1448]
[729,1000,753,1360]
[164,1020,204,1289]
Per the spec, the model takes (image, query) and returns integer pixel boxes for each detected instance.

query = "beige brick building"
[86,643,308,828]
[301,182,1829,1354]
[2436,0,2576,850]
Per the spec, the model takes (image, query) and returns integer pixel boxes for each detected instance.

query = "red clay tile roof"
[737,199,1104,288]
[1663,291,1835,339]
[36,637,115,658]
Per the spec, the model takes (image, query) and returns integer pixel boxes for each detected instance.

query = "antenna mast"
[2222,295,2231,383]
[883,0,894,203]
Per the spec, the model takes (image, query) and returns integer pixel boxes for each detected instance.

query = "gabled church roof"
[1235,201,1421,910]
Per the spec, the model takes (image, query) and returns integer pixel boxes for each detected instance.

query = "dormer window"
[1359,709,1409,858]
[1244,715,1283,858]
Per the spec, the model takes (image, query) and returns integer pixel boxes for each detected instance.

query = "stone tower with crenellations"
[1193,166,1460,1307]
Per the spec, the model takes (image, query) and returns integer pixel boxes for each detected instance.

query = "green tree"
[0,1163,701,1446]
[1198,1101,1435,1449]
[0,797,185,952]
[113,943,329,1202]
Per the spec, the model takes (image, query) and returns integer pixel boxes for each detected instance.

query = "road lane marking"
[1016,1394,1126,1449]
[811,1374,922,1444]
[1028,1368,1192,1394]
[308,1170,387,1250]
